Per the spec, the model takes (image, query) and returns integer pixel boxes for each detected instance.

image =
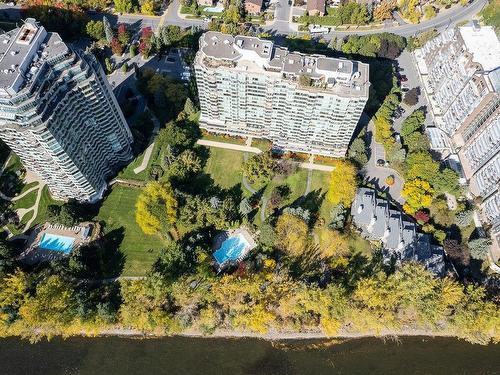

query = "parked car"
[376,159,386,167]
[400,75,408,82]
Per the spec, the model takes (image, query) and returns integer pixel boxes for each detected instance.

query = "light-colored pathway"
[133,110,161,174]
[0,184,39,202]
[197,139,263,154]
[21,183,44,233]
[198,139,335,171]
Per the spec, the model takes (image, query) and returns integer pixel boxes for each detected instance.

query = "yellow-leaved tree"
[326,160,358,207]
[135,181,178,236]
[275,213,309,257]
[401,178,433,215]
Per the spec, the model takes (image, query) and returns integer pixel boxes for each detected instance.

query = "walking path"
[0,184,39,202]
[304,168,313,196]
[133,110,161,174]
[21,183,44,233]
[197,139,335,171]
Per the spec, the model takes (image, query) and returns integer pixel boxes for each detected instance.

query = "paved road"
[363,120,405,204]
[0,0,486,37]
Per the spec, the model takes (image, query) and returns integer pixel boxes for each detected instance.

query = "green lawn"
[201,132,246,145]
[95,186,168,276]
[203,147,244,189]
[117,141,161,182]
[31,185,64,227]
[13,189,38,210]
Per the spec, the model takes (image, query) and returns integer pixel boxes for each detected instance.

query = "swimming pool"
[213,234,250,265]
[38,233,75,253]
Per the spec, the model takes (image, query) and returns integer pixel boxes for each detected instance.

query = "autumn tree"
[275,213,309,257]
[443,239,470,267]
[373,0,396,21]
[430,195,455,226]
[405,151,439,182]
[136,181,178,236]
[140,0,155,15]
[319,228,350,258]
[327,160,358,207]
[117,24,130,45]
[114,0,133,13]
[403,87,420,106]
[401,178,433,215]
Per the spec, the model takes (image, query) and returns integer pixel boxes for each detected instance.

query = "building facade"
[414,23,500,253]
[0,19,133,202]
[194,32,370,157]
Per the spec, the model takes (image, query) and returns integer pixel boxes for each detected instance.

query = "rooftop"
[0,18,69,96]
[197,32,369,97]
[458,24,500,72]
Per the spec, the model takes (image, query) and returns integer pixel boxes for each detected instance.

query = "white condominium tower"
[194,32,370,157]
[414,22,500,253]
[0,19,133,202]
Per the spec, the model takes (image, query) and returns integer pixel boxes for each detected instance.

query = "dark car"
[376,159,386,167]
[400,75,408,82]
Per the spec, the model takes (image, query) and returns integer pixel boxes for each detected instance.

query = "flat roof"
[197,32,369,97]
[0,18,69,95]
[459,25,500,72]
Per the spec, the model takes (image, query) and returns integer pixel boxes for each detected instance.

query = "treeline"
[299,3,371,26]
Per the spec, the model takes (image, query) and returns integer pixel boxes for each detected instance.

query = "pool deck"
[212,228,257,268]
[19,222,95,265]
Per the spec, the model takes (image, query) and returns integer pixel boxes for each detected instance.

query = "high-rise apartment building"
[0,19,133,202]
[414,23,500,254]
[194,32,370,157]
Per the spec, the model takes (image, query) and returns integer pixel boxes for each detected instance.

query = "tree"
[19,275,77,334]
[414,210,430,224]
[141,0,155,15]
[183,98,196,116]
[403,87,420,106]
[275,213,309,257]
[269,185,291,210]
[166,149,202,180]
[110,37,123,55]
[319,228,350,258]
[86,20,105,41]
[347,137,368,167]
[430,195,455,226]
[401,179,433,215]
[468,238,492,260]
[424,5,437,19]
[157,119,197,154]
[130,44,138,57]
[327,160,358,207]
[432,168,460,195]
[400,109,425,137]
[373,0,396,21]
[0,239,15,277]
[403,131,429,153]
[117,24,130,45]
[114,0,133,13]
[329,204,347,230]
[405,151,439,183]
[242,152,276,185]
[136,181,178,236]
[58,204,80,227]
[104,57,113,74]
[444,239,470,267]
[139,27,153,57]
[455,208,473,228]
[154,242,189,280]
[103,16,113,44]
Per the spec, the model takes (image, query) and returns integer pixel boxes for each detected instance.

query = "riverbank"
[99,327,457,342]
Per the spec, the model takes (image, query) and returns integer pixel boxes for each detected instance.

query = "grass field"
[117,141,161,182]
[95,186,168,276]
[31,186,64,227]
[203,147,244,189]
[13,189,38,210]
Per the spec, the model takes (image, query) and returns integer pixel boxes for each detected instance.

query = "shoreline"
[98,327,456,341]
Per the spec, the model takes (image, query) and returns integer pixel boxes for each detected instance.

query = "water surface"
[0,336,499,375]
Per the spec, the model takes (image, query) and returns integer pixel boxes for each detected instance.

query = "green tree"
[400,109,425,137]
[432,168,460,195]
[242,152,276,185]
[103,16,113,44]
[347,137,368,167]
[403,131,429,153]
[154,242,189,280]
[86,20,105,41]
[430,195,455,226]
[114,0,133,13]
[468,237,492,260]
[405,151,439,182]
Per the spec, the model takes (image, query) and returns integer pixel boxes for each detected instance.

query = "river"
[0,336,499,374]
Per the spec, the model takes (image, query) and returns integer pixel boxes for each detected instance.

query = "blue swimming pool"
[38,233,75,253]
[213,234,250,265]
